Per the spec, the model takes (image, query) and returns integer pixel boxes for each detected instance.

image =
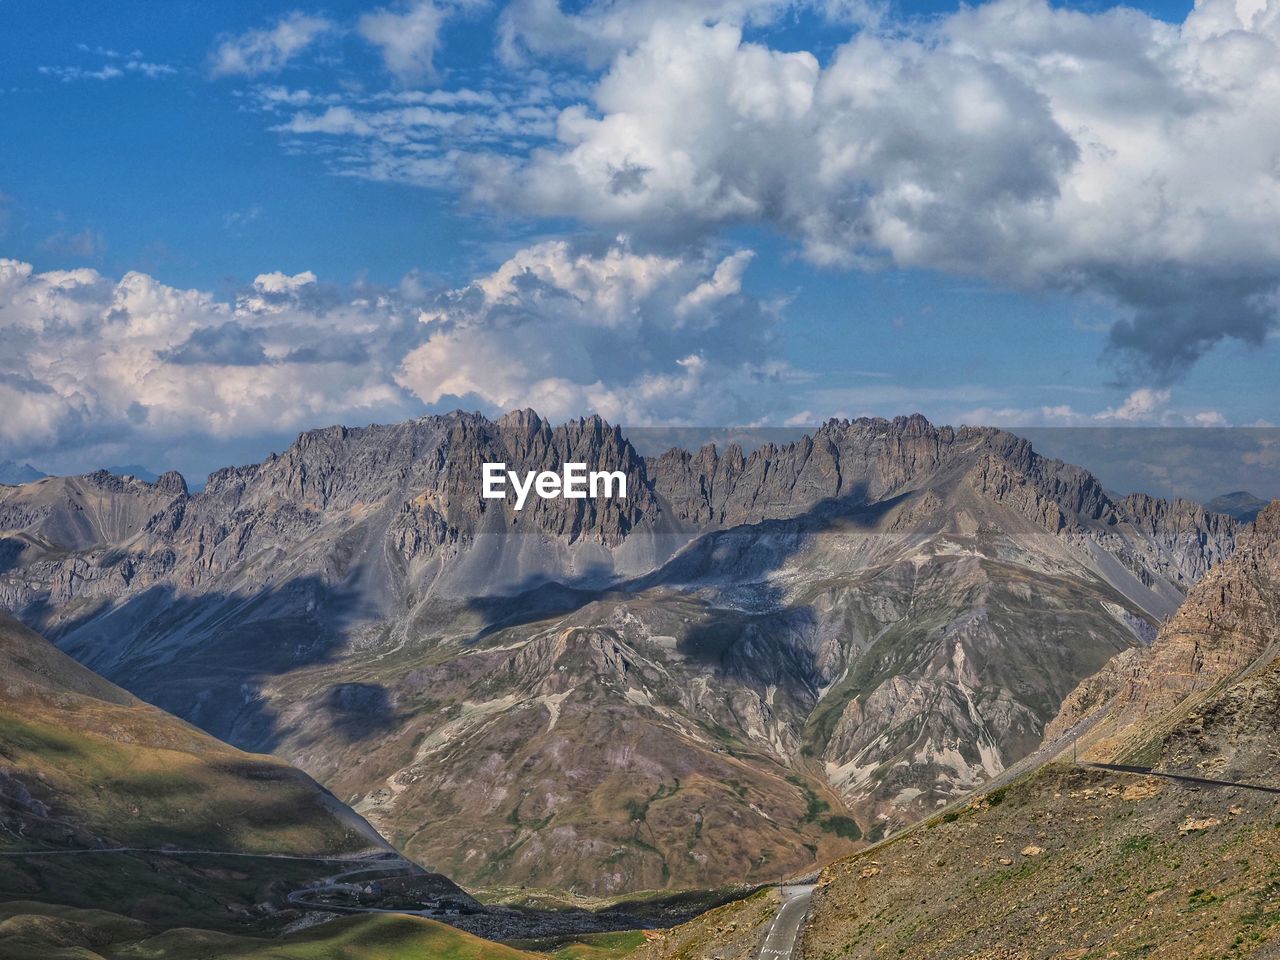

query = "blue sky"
[1,0,1277,487]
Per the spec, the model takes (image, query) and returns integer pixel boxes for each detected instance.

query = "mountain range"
[0,411,1241,895]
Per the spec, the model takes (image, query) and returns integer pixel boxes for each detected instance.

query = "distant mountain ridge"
[0,410,1242,893]
[1206,490,1270,523]
[0,462,44,485]
[101,464,160,483]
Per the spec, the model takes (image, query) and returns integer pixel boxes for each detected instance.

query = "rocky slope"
[0,411,1239,893]
[778,500,1280,959]
[1048,500,1280,761]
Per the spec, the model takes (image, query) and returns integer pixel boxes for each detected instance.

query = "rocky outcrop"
[648,415,970,525]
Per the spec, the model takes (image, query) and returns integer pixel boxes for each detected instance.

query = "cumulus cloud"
[468,0,1280,383]
[395,237,791,423]
[210,12,334,78]
[0,259,416,471]
[1095,388,1172,423]
[0,242,793,473]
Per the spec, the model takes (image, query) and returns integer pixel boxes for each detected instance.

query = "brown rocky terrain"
[627,887,781,960]
[763,500,1280,959]
[0,412,1241,893]
[796,756,1279,959]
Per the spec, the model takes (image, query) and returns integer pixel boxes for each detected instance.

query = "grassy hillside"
[0,903,539,960]
[0,610,403,930]
[0,610,387,858]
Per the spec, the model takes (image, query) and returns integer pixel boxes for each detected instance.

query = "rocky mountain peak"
[155,470,189,497]
[1250,498,1280,538]
[495,406,551,445]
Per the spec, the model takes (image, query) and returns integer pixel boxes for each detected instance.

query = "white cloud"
[497,0,821,68]
[957,388,1233,427]
[469,0,1280,382]
[358,1,451,84]
[0,242,795,470]
[1095,388,1172,423]
[676,249,754,317]
[396,237,791,423]
[257,81,564,186]
[39,64,123,82]
[1189,410,1229,427]
[210,12,333,78]
[0,258,413,465]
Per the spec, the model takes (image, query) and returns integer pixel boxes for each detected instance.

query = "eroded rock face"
[0,411,1243,893]
[1048,500,1280,761]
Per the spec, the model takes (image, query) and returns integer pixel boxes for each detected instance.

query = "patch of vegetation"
[1119,833,1155,856]
[787,775,830,823]
[507,795,551,831]
[507,930,649,960]
[819,815,862,840]
[686,809,705,850]
[1235,874,1280,938]
[1188,887,1221,910]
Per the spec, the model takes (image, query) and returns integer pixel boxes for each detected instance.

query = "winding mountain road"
[758,885,815,960]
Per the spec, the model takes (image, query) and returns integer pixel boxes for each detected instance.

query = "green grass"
[786,775,830,823]
[819,815,862,840]
[1118,833,1155,856]
[0,706,364,857]
[0,904,540,960]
